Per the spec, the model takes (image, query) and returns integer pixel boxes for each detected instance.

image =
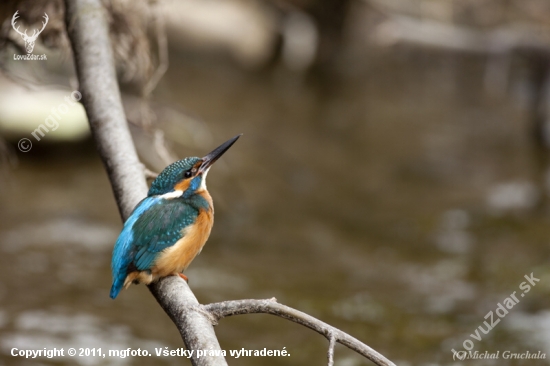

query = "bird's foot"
[178,273,189,283]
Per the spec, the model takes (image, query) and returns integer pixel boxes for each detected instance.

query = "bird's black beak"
[199,134,242,173]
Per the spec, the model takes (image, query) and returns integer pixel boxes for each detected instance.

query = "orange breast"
[152,207,213,278]
[123,190,214,289]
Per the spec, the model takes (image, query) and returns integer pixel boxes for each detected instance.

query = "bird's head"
[148,134,241,198]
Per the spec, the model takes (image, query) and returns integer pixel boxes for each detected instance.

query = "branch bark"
[204,298,396,366]
[65,0,147,217]
[64,1,226,365]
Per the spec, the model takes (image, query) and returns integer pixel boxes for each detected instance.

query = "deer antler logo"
[11,11,49,54]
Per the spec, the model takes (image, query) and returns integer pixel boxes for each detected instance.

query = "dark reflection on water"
[2,50,550,365]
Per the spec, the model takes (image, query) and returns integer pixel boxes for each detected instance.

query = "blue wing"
[110,197,198,299]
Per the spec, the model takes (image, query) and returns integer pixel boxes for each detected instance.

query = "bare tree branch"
[149,276,226,366]
[64,1,227,365]
[63,2,395,366]
[204,298,396,366]
[64,0,146,217]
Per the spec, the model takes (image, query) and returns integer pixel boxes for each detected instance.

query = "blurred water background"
[1,0,550,365]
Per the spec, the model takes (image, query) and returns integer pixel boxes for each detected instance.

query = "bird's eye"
[184,170,192,178]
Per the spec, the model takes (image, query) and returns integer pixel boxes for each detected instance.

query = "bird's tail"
[110,277,124,299]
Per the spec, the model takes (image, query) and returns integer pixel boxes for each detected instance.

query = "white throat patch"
[200,168,210,191]
[160,190,183,199]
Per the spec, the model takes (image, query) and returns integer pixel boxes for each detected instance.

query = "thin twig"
[204,298,396,366]
[153,128,177,165]
[327,331,336,366]
[144,167,159,179]
[143,1,169,97]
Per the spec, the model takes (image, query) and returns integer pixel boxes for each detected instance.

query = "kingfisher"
[110,134,241,299]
